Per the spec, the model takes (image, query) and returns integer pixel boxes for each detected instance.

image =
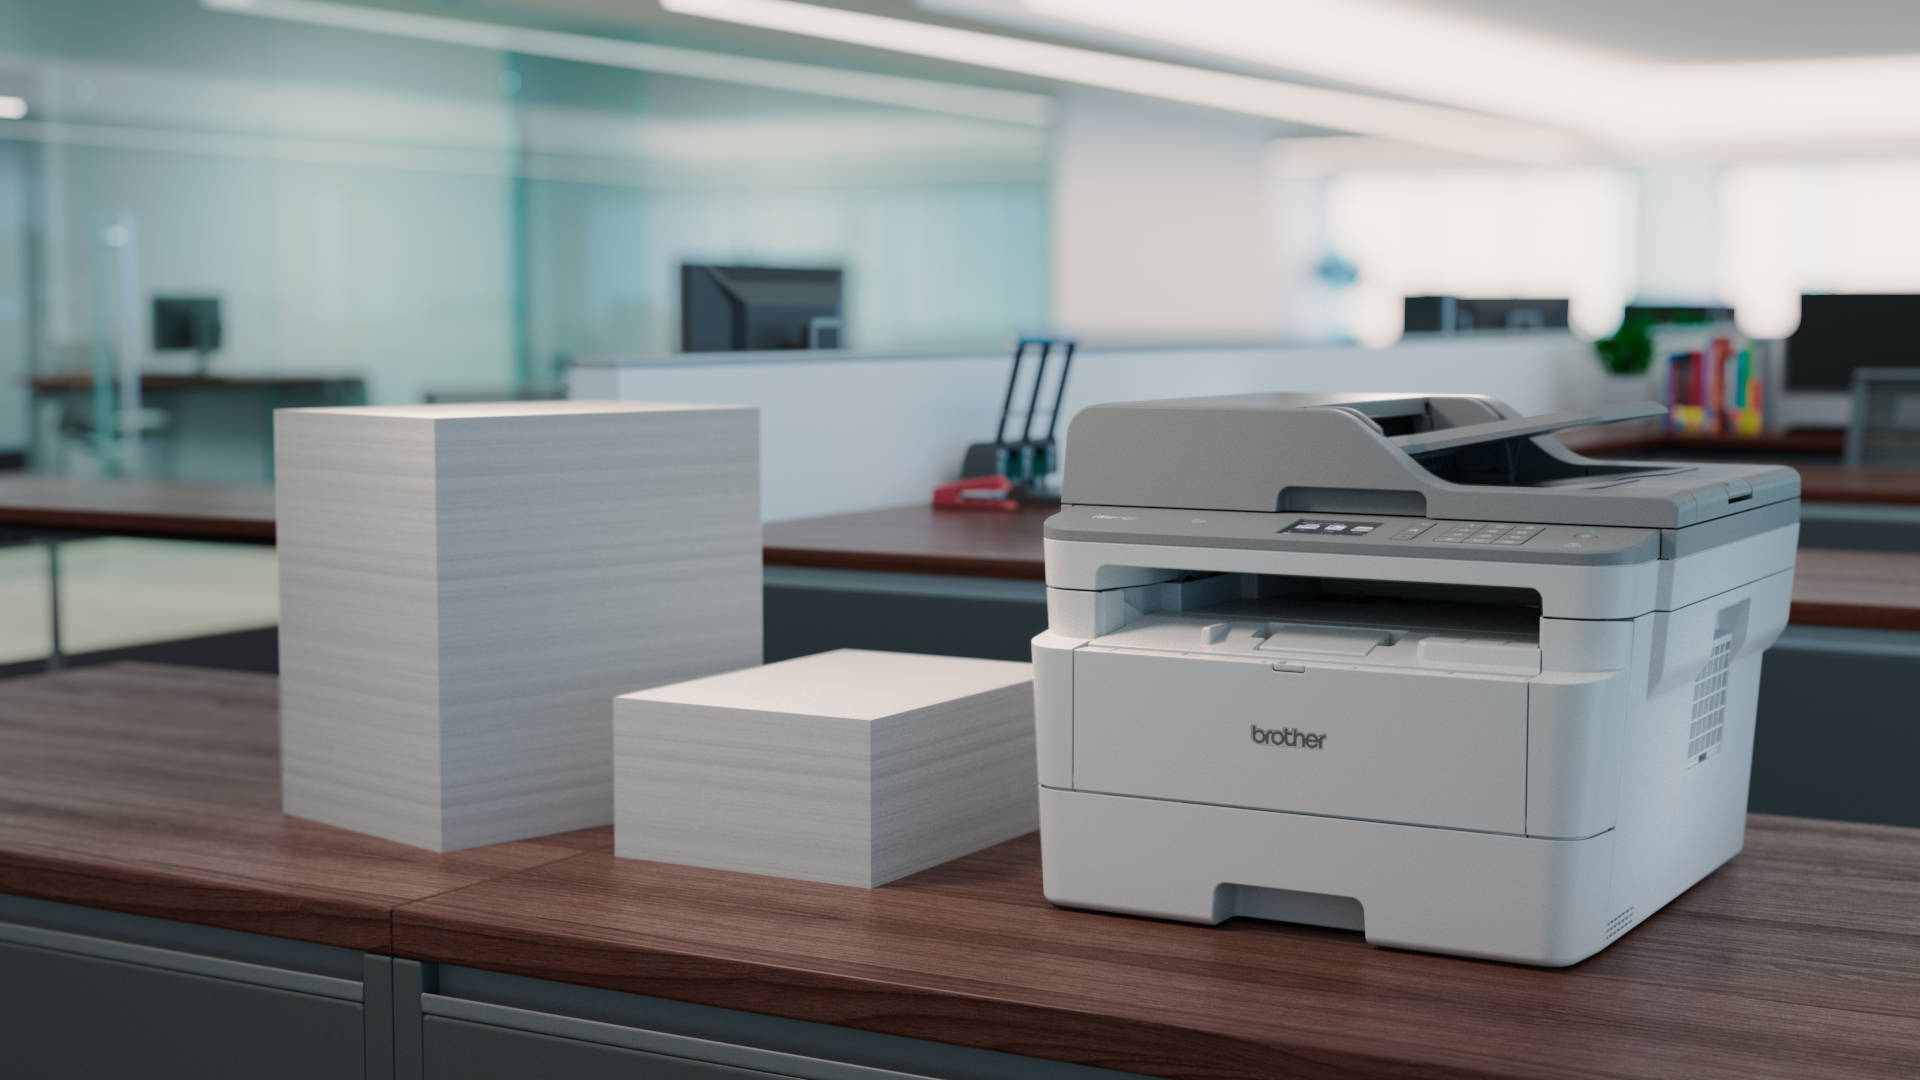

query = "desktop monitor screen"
[680,265,842,353]
[1787,294,1920,390]
[152,296,222,353]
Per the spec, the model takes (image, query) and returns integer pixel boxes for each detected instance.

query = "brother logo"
[1251,724,1327,750]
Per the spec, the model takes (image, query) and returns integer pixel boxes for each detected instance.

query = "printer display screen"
[1282,520,1382,536]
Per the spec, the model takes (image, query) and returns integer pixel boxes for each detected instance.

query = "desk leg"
[44,538,62,671]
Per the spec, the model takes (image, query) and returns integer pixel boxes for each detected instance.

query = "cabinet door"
[425,1016,789,1079]
[0,940,364,1080]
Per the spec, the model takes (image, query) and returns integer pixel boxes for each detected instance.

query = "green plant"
[1593,312,1655,375]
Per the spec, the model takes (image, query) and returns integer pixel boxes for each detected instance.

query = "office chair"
[1845,367,1920,466]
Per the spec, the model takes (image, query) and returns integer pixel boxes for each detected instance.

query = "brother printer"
[1031,393,1800,965]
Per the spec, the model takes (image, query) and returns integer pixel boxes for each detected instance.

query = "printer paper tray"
[1072,647,1528,835]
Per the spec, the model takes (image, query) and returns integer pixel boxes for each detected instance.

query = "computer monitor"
[1404,296,1568,334]
[680,265,843,353]
[1786,294,1920,390]
[152,296,222,372]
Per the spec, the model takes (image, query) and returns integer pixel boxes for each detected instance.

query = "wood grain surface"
[1557,420,1847,459]
[392,817,1920,1080]
[1554,424,1920,504]
[0,476,276,542]
[1780,463,1920,506]
[0,663,606,950]
[764,503,1056,579]
[1789,548,1920,631]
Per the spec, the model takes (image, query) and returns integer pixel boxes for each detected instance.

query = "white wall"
[1050,89,1281,341]
[577,333,1633,522]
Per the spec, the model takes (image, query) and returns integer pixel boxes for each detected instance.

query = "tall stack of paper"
[615,649,1037,887]
[277,401,760,852]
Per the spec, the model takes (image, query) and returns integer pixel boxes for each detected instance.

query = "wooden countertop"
[2,664,1917,1080]
[0,663,605,951]
[1789,548,1920,631]
[0,477,277,542]
[764,502,1058,579]
[1557,420,1847,458]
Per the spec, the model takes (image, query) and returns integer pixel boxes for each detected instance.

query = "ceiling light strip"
[661,0,1582,162]
[198,0,1050,126]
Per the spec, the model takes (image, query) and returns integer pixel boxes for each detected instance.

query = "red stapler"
[933,474,1019,511]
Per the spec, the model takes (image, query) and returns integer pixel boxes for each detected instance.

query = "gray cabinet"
[0,898,1144,1080]
[0,896,383,1080]
[425,1017,786,1080]
[0,938,364,1080]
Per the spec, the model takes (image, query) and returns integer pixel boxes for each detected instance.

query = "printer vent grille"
[1605,906,1635,940]
[1687,632,1734,766]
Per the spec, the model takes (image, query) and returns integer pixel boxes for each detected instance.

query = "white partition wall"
[573,333,1633,522]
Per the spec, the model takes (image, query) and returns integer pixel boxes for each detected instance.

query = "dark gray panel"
[1751,628,1920,827]
[1797,503,1920,552]
[366,955,395,1080]
[396,959,428,1080]
[765,584,1044,663]
[432,965,1153,1080]
[0,939,363,1080]
[425,1017,784,1080]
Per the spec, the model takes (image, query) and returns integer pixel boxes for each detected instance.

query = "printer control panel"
[1275,516,1627,552]
[1048,506,1659,564]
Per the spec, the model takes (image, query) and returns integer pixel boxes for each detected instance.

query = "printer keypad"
[1431,522,1540,546]
[1430,522,1483,543]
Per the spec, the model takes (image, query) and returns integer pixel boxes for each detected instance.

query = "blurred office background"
[3,0,1920,823]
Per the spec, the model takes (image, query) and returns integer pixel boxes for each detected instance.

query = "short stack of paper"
[615,649,1036,887]
[277,400,760,852]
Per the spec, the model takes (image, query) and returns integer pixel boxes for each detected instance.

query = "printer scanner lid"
[1060,392,1799,528]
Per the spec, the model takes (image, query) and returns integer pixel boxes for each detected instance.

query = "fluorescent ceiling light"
[0,96,26,120]
[1018,0,1920,151]
[199,0,1048,126]
[660,0,1583,163]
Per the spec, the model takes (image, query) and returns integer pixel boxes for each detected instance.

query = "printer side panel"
[1603,562,1794,947]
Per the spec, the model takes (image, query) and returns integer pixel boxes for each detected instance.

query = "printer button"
[1201,622,1232,645]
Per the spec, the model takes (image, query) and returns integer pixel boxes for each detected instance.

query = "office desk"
[0,476,276,543]
[2,662,1918,1080]
[28,373,367,484]
[1,480,1913,634]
